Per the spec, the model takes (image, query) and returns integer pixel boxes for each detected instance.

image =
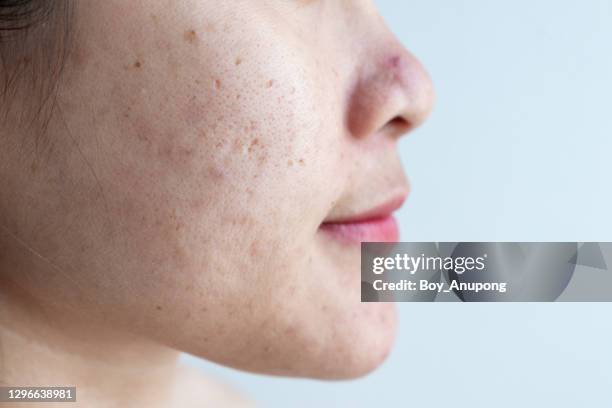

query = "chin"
[305,302,398,380]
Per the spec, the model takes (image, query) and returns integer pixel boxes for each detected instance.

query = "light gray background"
[183,1,612,406]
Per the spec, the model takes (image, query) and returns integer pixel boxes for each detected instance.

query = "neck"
[0,283,182,407]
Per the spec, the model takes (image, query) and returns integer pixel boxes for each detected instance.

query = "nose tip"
[346,47,435,139]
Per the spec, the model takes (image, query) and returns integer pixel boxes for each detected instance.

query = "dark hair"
[0,0,73,129]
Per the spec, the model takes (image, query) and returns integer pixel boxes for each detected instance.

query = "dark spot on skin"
[287,159,293,167]
[266,79,274,88]
[214,79,222,90]
[248,138,259,153]
[184,29,198,44]
[257,152,268,166]
[136,133,149,144]
[299,158,305,165]
[30,161,37,174]
[194,79,201,85]
[207,166,224,180]
[235,57,242,65]
[134,60,142,68]
[156,305,162,311]
[236,93,241,100]
[201,307,208,313]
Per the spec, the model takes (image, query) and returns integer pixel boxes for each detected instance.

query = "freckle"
[156,305,162,311]
[266,79,274,88]
[214,78,222,90]
[184,29,198,44]
[299,158,305,165]
[287,159,293,167]
[236,93,241,100]
[235,57,242,65]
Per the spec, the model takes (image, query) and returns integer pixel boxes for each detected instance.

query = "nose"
[346,39,435,140]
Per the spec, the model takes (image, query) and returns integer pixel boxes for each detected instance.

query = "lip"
[319,195,406,244]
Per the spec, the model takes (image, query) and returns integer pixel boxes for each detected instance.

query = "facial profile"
[0,0,434,403]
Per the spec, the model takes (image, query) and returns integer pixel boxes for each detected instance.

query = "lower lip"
[319,215,399,244]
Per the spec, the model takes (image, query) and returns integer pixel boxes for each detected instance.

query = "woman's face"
[1,0,433,378]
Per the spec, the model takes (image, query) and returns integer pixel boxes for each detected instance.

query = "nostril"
[385,116,412,136]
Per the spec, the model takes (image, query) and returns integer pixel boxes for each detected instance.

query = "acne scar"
[184,29,198,44]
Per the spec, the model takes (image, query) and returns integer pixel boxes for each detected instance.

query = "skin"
[0,0,433,406]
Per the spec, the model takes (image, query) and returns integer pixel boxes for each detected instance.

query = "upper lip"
[321,194,407,224]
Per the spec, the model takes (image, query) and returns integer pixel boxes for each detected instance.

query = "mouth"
[319,195,406,244]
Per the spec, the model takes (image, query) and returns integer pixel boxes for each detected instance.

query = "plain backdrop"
[183,1,612,406]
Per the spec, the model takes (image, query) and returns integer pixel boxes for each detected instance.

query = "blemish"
[156,305,162,311]
[214,78,222,90]
[298,158,305,165]
[207,166,224,180]
[134,60,142,68]
[266,79,274,88]
[184,29,198,44]
[287,159,293,167]
[235,57,242,65]
[248,138,259,153]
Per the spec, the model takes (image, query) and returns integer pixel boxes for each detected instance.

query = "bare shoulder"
[172,363,256,408]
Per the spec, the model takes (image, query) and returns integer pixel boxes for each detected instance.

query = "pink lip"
[319,196,405,244]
